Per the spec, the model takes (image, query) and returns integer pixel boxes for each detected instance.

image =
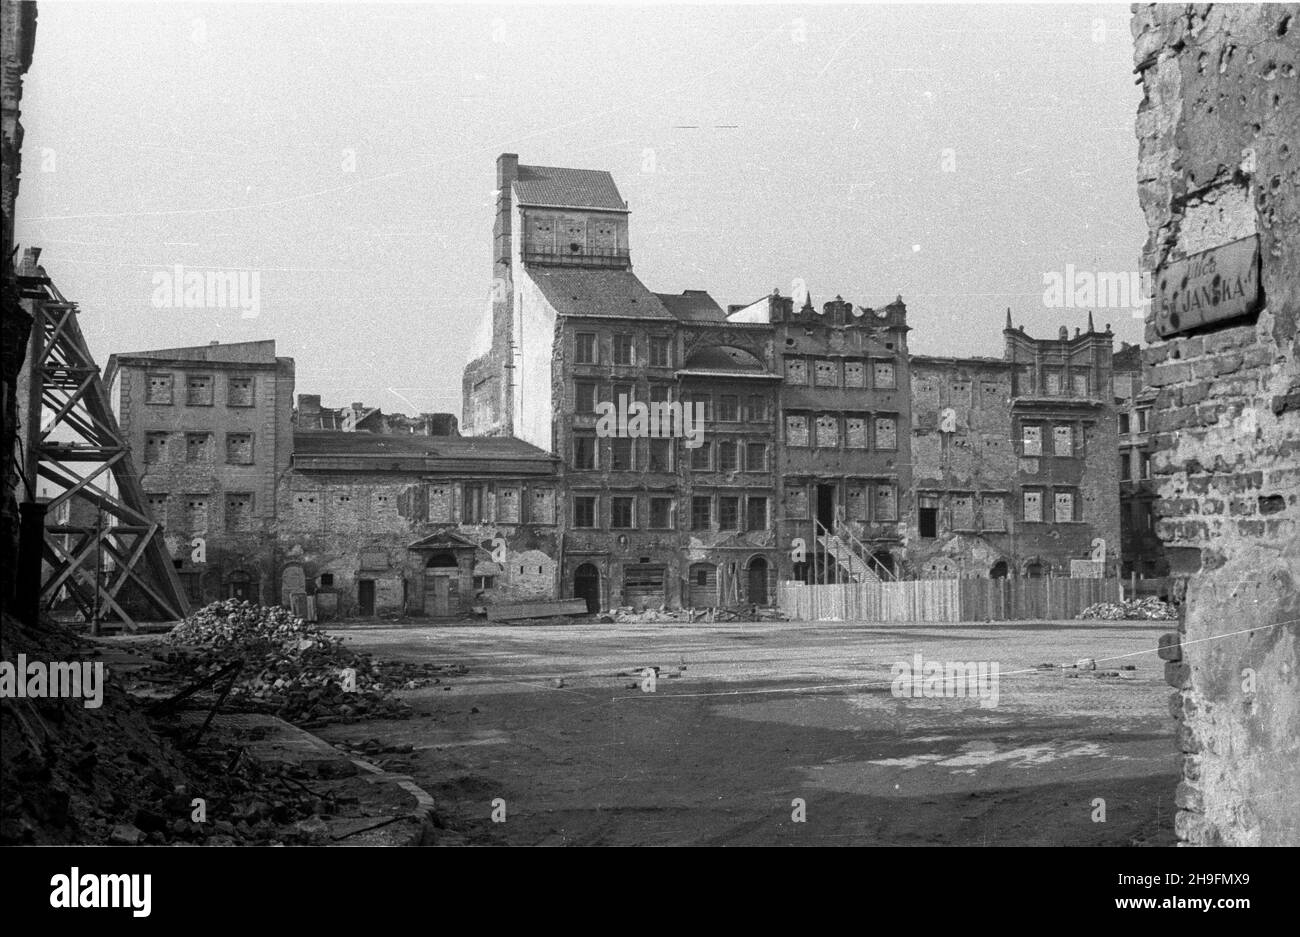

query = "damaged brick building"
[461,153,1123,608]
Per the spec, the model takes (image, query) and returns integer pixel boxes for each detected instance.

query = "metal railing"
[522,246,631,267]
[811,514,898,584]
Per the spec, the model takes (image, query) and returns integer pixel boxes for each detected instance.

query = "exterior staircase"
[817,533,881,583]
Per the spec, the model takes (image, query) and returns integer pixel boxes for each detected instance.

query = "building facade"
[1113,341,1165,577]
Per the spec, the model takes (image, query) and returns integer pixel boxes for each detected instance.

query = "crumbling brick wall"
[1135,2,1300,845]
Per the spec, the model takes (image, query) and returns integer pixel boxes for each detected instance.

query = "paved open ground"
[318,619,1179,846]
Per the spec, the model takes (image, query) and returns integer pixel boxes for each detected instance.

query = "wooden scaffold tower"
[16,248,189,630]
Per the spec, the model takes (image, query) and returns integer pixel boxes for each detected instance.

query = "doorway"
[747,557,769,605]
[574,563,601,613]
[816,484,836,531]
[423,552,457,617]
[358,579,375,616]
[226,570,252,601]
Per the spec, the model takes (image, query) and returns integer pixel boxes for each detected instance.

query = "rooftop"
[527,267,674,320]
[656,290,726,322]
[513,164,628,212]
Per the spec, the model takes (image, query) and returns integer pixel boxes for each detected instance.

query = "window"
[1140,451,1152,479]
[844,361,866,388]
[225,493,252,531]
[649,438,672,472]
[1022,424,1042,456]
[814,358,838,387]
[815,414,839,448]
[649,497,673,529]
[573,495,597,528]
[649,384,671,404]
[226,433,253,464]
[847,485,868,521]
[785,357,808,385]
[613,382,634,405]
[718,497,739,530]
[473,575,495,590]
[463,484,485,523]
[918,495,939,538]
[952,493,975,529]
[1023,490,1043,523]
[691,442,712,471]
[873,361,896,389]
[1071,372,1090,397]
[531,487,555,524]
[610,437,634,471]
[613,334,634,365]
[845,416,867,448]
[146,372,173,405]
[185,495,209,531]
[1054,490,1076,523]
[689,395,713,422]
[1120,452,1132,481]
[146,493,169,523]
[144,432,169,464]
[186,374,214,406]
[982,495,1006,531]
[1137,409,1150,433]
[875,485,897,522]
[497,487,520,523]
[228,376,254,407]
[1053,425,1074,457]
[575,381,598,413]
[1045,371,1062,396]
[319,573,334,588]
[185,433,212,463]
[1119,412,1131,434]
[610,496,635,529]
[691,496,711,530]
[576,333,597,364]
[785,415,809,447]
[573,433,598,470]
[745,443,767,472]
[747,395,768,421]
[874,416,897,450]
[649,336,671,367]
[717,441,739,473]
[718,395,739,421]
[746,496,768,530]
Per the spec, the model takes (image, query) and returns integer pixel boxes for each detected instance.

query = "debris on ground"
[604,604,789,624]
[159,600,462,726]
[1077,597,1178,621]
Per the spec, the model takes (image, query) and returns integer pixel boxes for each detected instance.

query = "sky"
[14,1,1147,418]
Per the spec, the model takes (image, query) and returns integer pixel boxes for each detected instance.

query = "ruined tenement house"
[1113,341,1166,578]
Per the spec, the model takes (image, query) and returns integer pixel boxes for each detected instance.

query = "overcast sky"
[15,2,1145,417]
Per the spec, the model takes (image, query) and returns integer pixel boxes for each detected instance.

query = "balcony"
[522,245,631,269]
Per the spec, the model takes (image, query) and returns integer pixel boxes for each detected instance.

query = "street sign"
[1153,234,1262,338]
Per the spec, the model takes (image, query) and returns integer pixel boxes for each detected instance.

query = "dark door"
[816,484,836,531]
[574,564,600,613]
[358,579,375,616]
[747,558,769,605]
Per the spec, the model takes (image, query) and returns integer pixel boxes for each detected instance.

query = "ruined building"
[461,153,1122,606]
[1134,3,1299,845]
[1113,341,1166,578]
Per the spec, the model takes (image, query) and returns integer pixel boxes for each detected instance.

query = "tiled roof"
[293,431,553,461]
[527,268,674,320]
[655,290,726,322]
[513,165,627,211]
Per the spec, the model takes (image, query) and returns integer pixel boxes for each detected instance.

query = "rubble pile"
[162,600,449,725]
[1077,597,1178,621]
[602,605,788,624]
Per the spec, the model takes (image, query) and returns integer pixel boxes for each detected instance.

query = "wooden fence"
[777,577,1121,623]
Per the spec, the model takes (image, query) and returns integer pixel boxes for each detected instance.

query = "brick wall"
[1135,2,1300,845]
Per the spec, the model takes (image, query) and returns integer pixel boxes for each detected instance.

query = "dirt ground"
[315,618,1179,846]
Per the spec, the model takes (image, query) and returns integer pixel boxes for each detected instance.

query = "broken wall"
[1135,2,1300,845]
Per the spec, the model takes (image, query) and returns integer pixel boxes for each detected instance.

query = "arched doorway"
[574,563,601,613]
[1024,560,1045,579]
[423,552,458,617]
[226,570,252,601]
[747,557,769,605]
[990,560,1009,579]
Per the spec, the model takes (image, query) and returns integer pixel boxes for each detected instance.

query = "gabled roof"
[527,268,674,320]
[656,290,726,322]
[513,165,628,212]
